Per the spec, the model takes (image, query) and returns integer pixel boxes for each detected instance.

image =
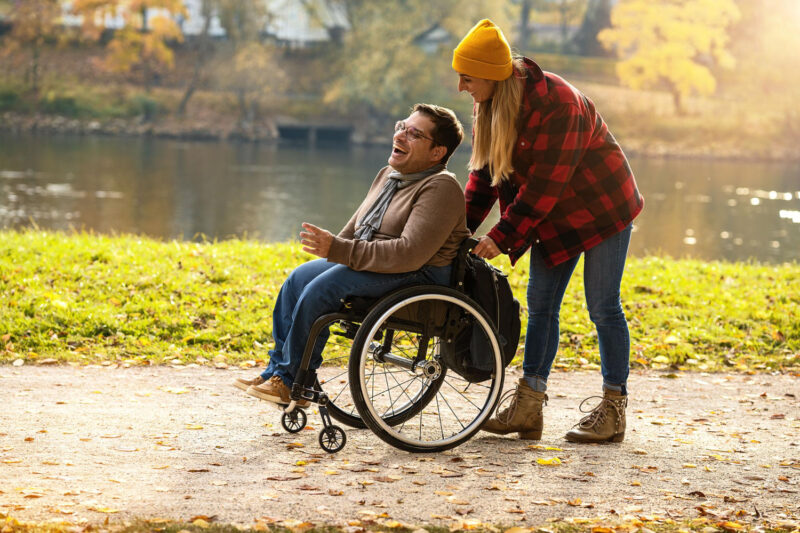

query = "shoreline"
[3,111,799,163]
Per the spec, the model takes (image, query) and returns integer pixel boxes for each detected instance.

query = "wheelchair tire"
[281,408,307,433]
[318,425,347,453]
[348,285,504,453]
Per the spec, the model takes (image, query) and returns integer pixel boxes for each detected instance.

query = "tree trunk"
[571,0,613,56]
[178,2,214,117]
[518,0,533,51]
[672,89,685,116]
[237,88,249,127]
[31,44,40,98]
[559,1,570,49]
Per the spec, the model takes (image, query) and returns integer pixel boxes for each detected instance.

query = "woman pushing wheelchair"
[452,20,644,443]
[233,103,470,406]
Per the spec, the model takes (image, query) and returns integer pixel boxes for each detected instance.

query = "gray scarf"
[353,164,446,241]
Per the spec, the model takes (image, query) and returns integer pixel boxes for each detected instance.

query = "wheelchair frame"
[276,238,505,453]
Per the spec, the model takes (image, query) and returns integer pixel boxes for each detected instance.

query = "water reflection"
[1,133,798,263]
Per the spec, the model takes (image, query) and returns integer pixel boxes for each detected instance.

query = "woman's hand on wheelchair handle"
[472,235,501,259]
[300,222,334,258]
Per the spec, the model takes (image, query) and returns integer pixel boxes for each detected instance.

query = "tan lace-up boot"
[565,388,627,443]
[481,377,548,440]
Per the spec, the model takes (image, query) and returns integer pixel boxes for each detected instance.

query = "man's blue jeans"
[523,225,632,393]
[260,259,452,386]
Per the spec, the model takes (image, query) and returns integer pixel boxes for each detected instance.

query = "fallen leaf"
[718,521,746,532]
[89,506,120,514]
[190,515,217,523]
[536,457,562,466]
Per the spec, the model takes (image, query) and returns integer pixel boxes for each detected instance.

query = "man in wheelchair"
[234,103,471,406]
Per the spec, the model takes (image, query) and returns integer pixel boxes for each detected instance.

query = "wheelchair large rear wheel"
[348,286,504,453]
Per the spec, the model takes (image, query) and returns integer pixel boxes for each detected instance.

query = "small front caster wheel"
[281,408,307,433]
[318,425,346,453]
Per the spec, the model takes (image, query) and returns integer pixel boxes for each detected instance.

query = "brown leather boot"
[481,378,548,440]
[565,388,627,443]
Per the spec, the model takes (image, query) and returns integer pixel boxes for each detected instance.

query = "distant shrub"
[40,92,83,117]
[0,88,20,111]
[126,94,162,121]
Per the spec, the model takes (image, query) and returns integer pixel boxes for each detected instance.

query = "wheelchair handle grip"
[451,237,480,290]
[459,237,480,255]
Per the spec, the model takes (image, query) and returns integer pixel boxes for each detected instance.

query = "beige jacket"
[327,166,471,273]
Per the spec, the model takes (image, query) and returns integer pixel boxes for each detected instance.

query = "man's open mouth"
[392,145,408,155]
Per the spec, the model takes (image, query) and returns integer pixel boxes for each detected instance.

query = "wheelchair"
[275,238,506,454]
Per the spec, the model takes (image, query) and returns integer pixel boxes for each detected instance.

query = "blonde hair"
[469,57,526,186]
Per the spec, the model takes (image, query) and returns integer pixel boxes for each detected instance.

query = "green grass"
[0,230,798,372]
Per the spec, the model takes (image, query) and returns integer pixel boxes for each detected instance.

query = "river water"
[1,133,798,263]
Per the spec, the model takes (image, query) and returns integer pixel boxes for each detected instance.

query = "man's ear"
[431,145,447,163]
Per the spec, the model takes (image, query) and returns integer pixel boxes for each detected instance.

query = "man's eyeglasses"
[394,121,435,143]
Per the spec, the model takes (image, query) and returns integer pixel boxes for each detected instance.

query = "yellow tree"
[72,0,186,90]
[598,0,740,115]
[2,0,63,96]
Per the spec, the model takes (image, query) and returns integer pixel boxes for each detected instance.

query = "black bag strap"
[450,237,479,292]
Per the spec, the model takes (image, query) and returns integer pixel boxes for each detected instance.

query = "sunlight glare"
[779,210,800,223]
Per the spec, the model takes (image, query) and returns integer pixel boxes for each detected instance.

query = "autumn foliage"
[598,0,740,115]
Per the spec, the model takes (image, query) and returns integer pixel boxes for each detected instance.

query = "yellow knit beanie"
[452,19,513,81]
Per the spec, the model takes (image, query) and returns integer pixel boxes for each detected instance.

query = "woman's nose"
[457,78,466,92]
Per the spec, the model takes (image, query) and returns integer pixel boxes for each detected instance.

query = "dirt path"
[1,365,798,529]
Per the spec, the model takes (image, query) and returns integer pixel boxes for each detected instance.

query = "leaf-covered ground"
[1,230,798,373]
[1,366,798,532]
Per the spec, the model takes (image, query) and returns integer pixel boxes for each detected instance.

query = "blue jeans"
[523,225,632,393]
[260,258,452,386]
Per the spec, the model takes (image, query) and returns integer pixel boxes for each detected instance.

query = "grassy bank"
[1,230,798,372]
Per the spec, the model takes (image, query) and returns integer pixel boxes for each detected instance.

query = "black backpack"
[442,253,521,382]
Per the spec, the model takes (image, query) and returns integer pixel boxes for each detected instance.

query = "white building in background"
[58,0,349,47]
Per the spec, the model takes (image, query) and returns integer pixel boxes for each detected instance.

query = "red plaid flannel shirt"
[465,57,644,267]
